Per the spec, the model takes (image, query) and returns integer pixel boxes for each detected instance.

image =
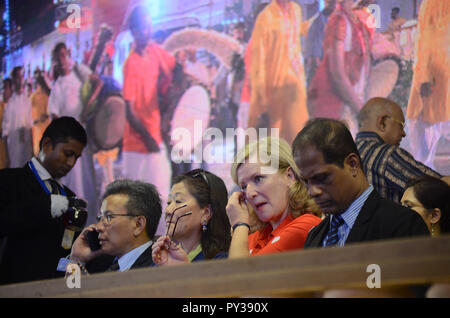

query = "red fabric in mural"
[308,8,371,119]
[122,44,176,153]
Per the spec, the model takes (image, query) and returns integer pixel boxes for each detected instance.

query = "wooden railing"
[1,235,449,298]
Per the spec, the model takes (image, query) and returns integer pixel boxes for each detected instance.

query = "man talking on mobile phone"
[66,180,162,273]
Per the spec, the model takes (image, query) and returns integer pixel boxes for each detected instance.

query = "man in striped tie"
[292,118,429,248]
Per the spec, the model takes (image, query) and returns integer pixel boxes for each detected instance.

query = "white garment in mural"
[1,92,33,168]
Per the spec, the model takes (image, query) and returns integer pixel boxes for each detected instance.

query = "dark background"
[0,0,55,57]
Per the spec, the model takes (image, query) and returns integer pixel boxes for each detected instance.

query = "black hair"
[173,170,231,259]
[39,116,87,151]
[127,5,151,31]
[2,78,12,89]
[36,71,51,96]
[51,42,67,81]
[292,118,361,168]
[11,66,23,81]
[406,177,450,234]
[102,179,162,239]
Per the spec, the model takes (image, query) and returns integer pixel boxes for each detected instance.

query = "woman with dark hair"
[401,177,450,236]
[152,169,231,265]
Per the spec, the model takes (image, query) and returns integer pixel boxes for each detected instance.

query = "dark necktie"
[48,179,61,195]
[107,258,120,272]
[325,215,345,247]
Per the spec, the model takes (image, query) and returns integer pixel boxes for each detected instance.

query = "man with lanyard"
[0,117,88,285]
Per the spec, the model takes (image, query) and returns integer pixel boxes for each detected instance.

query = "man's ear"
[344,153,360,177]
[376,115,387,132]
[134,216,147,237]
[41,137,53,153]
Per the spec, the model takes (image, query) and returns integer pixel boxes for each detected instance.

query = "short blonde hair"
[231,137,321,231]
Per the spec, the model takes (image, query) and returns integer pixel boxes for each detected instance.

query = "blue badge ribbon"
[28,160,67,196]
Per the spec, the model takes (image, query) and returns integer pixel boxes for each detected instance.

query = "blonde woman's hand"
[226,191,250,227]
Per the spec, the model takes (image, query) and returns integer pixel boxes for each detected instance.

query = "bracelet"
[232,222,251,232]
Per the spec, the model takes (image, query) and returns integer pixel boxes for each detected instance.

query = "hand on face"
[70,225,104,263]
[226,191,250,226]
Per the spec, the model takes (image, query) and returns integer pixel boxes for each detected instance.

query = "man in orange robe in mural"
[248,0,310,143]
[122,6,175,236]
[307,0,371,137]
[406,0,450,169]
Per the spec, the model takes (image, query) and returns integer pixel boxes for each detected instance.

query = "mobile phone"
[87,230,101,251]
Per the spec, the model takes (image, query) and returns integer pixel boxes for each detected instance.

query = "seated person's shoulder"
[86,254,116,273]
[289,213,322,230]
[374,196,429,234]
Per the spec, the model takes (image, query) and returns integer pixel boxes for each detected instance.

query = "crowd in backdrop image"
[0,0,449,287]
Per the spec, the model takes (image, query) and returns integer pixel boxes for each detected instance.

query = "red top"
[122,43,175,152]
[248,213,321,256]
[308,8,371,119]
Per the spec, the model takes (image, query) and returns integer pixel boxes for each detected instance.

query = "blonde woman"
[226,137,322,258]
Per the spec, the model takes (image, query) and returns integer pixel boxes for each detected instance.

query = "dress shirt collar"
[31,157,62,185]
[117,240,152,272]
[332,184,374,229]
[356,131,385,143]
[252,213,295,251]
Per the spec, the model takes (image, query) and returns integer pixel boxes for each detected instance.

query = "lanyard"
[28,160,67,196]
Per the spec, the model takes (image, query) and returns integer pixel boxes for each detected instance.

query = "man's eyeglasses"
[186,169,210,187]
[96,213,136,224]
[386,116,405,128]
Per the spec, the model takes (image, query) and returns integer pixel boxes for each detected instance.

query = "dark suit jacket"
[304,191,430,248]
[0,164,77,285]
[129,244,155,269]
[86,243,155,273]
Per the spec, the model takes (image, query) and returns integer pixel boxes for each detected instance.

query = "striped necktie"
[325,215,345,247]
[48,179,61,195]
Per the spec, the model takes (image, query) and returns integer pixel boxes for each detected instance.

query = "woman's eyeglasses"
[186,169,210,187]
[165,204,193,238]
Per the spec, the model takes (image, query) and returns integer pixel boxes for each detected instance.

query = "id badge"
[61,229,75,250]
[57,257,72,272]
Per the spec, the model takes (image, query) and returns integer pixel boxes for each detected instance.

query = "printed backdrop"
[3,0,449,229]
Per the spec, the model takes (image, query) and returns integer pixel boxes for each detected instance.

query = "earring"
[201,220,207,232]
[431,223,439,237]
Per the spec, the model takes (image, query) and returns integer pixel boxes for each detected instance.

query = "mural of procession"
[1,0,449,231]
